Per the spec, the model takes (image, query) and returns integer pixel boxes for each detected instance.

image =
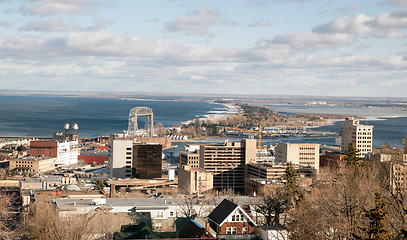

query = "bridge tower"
[128,107,154,137]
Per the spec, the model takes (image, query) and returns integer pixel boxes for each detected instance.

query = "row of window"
[226,227,248,234]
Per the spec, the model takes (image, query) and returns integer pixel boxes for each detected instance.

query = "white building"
[275,142,320,171]
[341,117,373,157]
[108,139,133,179]
[57,140,79,165]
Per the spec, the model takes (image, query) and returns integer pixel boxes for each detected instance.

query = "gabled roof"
[207,199,238,225]
[179,219,214,238]
[207,199,257,227]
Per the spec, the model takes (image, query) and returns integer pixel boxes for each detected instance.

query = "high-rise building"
[402,136,407,154]
[275,142,320,171]
[341,117,373,157]
[133,143,162,179]
[199,139,256,192]
[108,139,133,179]
[30,140,78,166]
[108,139,162,179]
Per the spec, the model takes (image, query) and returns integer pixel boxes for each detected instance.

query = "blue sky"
[0,0,406,97]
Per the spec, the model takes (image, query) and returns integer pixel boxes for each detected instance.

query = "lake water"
[0,96,405,149]
[268,104,407,148]
[0,95,225,138]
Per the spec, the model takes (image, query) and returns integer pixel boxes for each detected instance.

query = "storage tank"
[168,168,175,181]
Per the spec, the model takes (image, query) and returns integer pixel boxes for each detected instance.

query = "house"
[178,219,215,239]
[207,199,257,237]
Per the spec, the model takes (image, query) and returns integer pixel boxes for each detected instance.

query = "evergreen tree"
[345,143,365,167]
[285,162,303,207]
[353,192,395,240]
[94,179,105,192]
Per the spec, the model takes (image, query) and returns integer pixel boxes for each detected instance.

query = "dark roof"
[179,219,213,238]
[174,214,197,231]
[207,199,238,225]
[114,222,179,240]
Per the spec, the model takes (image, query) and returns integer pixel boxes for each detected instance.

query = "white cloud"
[313,10,407,38]
[20,18,73,32]
[249,19,271,27]
[19,0,100,16]
[272,32,355,50]
[165,16,218,36]
[165,7,237,37]
[193,7,220,17]
[85,18,115,31]
[313,14,374,34]
[382,0,407,6]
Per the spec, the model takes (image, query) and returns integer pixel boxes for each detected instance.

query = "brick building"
[207,199,257,236]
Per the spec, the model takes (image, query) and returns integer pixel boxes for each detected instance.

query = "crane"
[225,124,275,148]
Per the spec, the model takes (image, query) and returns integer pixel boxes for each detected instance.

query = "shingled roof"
[207,199,238,226]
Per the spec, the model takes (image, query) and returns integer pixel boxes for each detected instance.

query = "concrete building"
[403,136,407,154]
[199,139,256,192]
[245,163,314,195]
[108,139,133,179]
[30,140,79,166]
[179,151,200,168]
[178,165,213,194]
[108,139,162,179]
[247,163,286,180]
[341,117,373,157]
[275,143,320,171]
[9,156,56,173]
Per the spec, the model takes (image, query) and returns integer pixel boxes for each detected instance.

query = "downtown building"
[275,142,320,172]
[108,139,162,179]
[341,117,373,157]
[199,139,256,193]
[30,140,79,166]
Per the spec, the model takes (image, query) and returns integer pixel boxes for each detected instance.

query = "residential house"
[207,199,257,238]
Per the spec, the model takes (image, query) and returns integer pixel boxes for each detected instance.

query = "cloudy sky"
[0,0,406,97]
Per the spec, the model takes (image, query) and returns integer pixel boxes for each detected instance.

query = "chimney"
[206,222,210,231]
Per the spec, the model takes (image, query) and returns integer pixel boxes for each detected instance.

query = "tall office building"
[108,139,162,179]
[108,139,134,179]
[199,139,256,192]
[133,143,162,179]
[275,143,320,171]
[341,117,373,157]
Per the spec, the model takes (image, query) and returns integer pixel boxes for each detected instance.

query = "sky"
[0,0,407,97]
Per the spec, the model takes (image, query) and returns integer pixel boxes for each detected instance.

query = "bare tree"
[24,200,130,240]
[0,193,18,240]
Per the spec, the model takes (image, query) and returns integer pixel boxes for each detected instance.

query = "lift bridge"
[127,107,154,137]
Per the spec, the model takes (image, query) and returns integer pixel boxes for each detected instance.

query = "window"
[231,227,237,234]
[226,227,232,234]
[242,227,248,234]
[157,212,163,218]
[169,211,174,217]
[155,223,162,230]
